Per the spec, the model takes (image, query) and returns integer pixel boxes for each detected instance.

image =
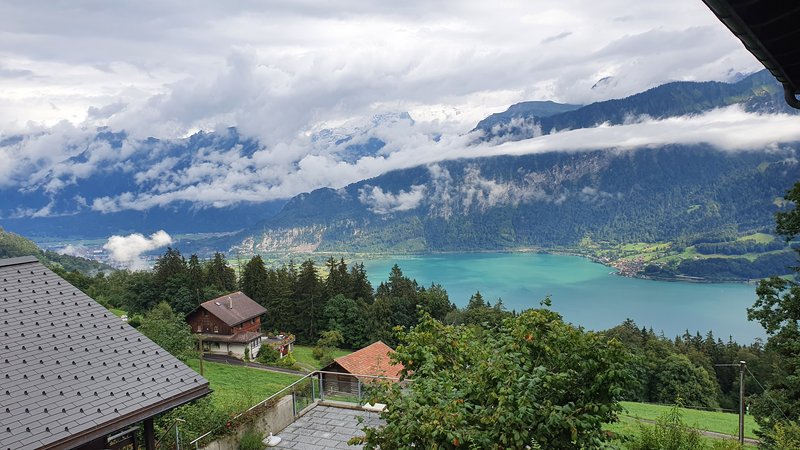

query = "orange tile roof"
[332,341,404,379]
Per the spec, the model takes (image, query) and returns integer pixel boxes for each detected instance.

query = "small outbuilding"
[186,291,267,359]
[0,256,211,450]
[321,341,403,395]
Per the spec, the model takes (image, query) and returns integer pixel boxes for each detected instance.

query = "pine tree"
[205,252,236,293]
[240,255,269,306]
[293,259,324,342]
[187,254,205,305]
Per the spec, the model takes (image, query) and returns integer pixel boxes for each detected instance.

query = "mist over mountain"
[1,70,799,249]
[232,145,800,253]
[473,70,794,144]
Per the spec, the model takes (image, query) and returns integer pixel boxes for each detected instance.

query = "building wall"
[187,310,232,335]
[203,339,261,359]
[187,310,262,335]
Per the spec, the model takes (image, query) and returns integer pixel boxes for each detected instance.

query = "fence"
[183,371,402,450]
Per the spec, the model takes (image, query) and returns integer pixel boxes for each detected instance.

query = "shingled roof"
[328,341,403,379]
[0,256,211,450]
[194,291,266,327]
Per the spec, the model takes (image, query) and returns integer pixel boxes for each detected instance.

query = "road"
[201,354,307,376]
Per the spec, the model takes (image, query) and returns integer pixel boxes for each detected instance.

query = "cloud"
[541,32,572,44]
[4,104,800,218]
[102,230,172,270]
[58,244,87,258]
[0,0,762,138]
[358,184,426,214]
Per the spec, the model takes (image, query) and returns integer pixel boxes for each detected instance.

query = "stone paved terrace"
[273,404,384,449]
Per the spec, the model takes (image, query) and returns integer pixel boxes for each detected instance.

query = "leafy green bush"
[274,353,300,370]
[628,402,704,450]
[238,427,264,450]
[257,344,280,364]
[769,421,800,450]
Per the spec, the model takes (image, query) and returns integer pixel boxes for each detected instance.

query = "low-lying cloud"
[358,184,427,215]
[2,105,800,218]
[102,230,173,270]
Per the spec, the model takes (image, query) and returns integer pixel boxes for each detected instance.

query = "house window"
[213,325,219,333]
[203,310,208,317]
[197,326,201,332]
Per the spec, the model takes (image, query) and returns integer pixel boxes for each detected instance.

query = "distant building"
[263,333,295,358]
[321,341,404,395]
[186,291,267,359]
[0,256,211,450]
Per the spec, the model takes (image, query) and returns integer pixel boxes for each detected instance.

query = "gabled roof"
[193,291,266,327]
[328,341,403,379]
[0,256,211,450]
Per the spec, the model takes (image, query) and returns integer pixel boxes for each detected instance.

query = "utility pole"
[713,361,747,445]
[198,335,205,377]
[739,360,746,445]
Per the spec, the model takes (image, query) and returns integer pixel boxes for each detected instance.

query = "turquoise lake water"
[359,252,765,343]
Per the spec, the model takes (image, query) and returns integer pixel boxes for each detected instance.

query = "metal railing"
[156,418,185,450]
[187,370,403,449]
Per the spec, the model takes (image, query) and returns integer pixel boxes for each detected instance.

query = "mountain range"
[1,70,798,262]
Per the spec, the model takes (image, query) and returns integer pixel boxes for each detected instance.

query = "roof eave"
[701,0,800,108]
[39,383,211,450]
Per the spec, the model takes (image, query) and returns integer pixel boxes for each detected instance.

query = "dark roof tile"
[0,256,211,450]
[193,291,266,327]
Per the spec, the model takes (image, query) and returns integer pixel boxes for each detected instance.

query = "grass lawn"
[605,415,757,449]
[185,358,301,409]
[619,401,759,439]
[292,345,352,372]
[108,308,126,317]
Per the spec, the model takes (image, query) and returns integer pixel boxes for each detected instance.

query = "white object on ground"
[263,432,282,447]
[362,403,387,412]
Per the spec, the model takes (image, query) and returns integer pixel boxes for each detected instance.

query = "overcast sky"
[0,0,762,137]
[4,0,797,219]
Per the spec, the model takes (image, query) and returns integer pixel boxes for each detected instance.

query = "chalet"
[321,341,404,395]
[0,256,211,450]
[186,291,267,359]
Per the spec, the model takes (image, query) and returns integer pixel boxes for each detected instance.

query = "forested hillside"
[0,227,111,274]
[474,70,793,143]
[235,146,799,259]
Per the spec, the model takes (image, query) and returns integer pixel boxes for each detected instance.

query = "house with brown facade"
[321,341,404,395]
[186,291,267,359]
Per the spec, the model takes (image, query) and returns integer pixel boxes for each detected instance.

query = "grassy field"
[185,358,301,409]
[292,345,352,371]
[605,414,757,449]
[108,308,127,317]
[618,401,759,438]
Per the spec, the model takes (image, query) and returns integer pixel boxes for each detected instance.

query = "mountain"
[0,128,286,238]
[474,70,794,143]
[473,101,582,138]
[232,145,800,254]
[0,227,112,274]
[0,112,416,240]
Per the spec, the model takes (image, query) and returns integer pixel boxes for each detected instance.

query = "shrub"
[257,344,280,364]
[238,427,264,450]
[770,421,800,450]
[274,353,300,370]
[627,402,704,450]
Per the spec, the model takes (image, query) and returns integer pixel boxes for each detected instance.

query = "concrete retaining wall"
[198,395,299,450]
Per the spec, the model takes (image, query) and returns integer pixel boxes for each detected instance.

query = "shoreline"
[275,247,762,285]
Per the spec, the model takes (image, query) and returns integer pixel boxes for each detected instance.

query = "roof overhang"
[40,384,211,450]
[701,0,800,108]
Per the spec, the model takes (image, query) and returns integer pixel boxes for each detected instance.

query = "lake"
[359,252,765,343]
